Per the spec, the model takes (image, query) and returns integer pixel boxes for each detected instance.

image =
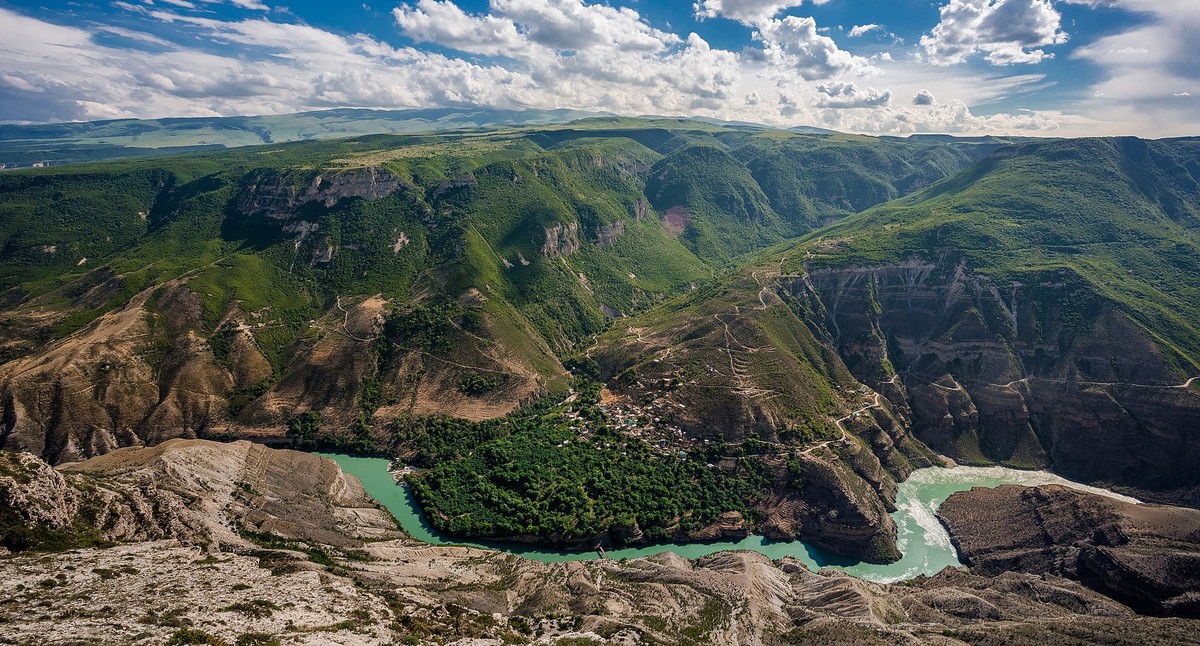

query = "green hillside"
[798,136,1200,369]
[0,121,994,344]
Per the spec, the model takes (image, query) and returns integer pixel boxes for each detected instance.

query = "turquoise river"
[324,454,1139,583]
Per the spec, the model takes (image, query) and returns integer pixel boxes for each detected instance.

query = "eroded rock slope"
[4,441,1200,646]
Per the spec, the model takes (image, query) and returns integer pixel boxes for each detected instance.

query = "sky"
[0,0,1196,136]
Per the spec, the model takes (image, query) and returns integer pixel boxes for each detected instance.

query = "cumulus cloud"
[492,0,680,52]
[755,16,874,80]
[392,0,682,60]
[921,0,1068,65]
[838,99,1070,134]
[392,1,533,58]
[913,89,936,105]
[692,0,829,26]
[387,0,738,114]
[771,76,1081,134]
[848,24,880,38]
[814,82,891,108]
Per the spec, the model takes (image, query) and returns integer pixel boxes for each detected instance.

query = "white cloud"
[913,89,936,105]
[814,82,891,108]
[491,0,680,53]
[392,1,533,58]
[93,25,176,47]
[771,77,1084,134]
[1066,0,1200,136]
[0,2,1150,137]
[1108,46,1148,55]
[755,16,874,80]
[921,0,1068,65]
[692,0,829,26]
[848,24,880,38]
[196,0,271,10]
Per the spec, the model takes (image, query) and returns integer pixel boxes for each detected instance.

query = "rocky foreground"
[3,441,1200,645]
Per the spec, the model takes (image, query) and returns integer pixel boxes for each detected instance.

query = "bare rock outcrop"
[809,261,1200,503]
[542,221,580,257]
[5,441,1200,645]
[0,439,399,553]
[0,288,214,464]
[235,167,410,220]
[939,484,1200,617]
[762,451,902,564]
[592,220,625,248]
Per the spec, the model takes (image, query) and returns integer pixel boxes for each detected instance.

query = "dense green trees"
[408,422,753,542]
[397,384,758,543]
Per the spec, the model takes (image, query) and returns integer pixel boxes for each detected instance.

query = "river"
[324,453,1139,583]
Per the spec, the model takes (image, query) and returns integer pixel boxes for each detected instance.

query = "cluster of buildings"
[0,161,50,170]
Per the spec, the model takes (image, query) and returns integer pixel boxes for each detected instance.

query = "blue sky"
[0,0,1196,135]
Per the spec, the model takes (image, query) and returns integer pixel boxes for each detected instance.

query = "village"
[558,364,874,467]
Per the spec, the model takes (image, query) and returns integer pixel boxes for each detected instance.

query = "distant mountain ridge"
[0,107,613,168]
[0,106,1039,169]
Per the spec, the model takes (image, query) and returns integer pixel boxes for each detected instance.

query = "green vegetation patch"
[402,384,758,543]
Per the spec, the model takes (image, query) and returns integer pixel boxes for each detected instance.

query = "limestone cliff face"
[542,221,580,257]
[235,167,410,220]
[808,260,1200,503]
[592,220,625,248]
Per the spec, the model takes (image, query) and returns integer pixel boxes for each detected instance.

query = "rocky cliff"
[235,167,411,220]
[0,439,399,554]
[807,261,1200,504]
[939,484,1200,618]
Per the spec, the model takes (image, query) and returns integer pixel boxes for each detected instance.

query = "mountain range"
[2,116,1198,569]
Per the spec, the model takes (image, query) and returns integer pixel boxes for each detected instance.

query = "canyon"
[0,122,1199,643]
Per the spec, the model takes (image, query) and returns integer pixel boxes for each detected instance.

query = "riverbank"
[323,453,1140,583]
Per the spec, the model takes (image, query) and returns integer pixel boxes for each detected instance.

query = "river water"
[324,453,1139,583]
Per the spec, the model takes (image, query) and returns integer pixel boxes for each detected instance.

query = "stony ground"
[0,541,395,645]
[5,441,1200,645]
